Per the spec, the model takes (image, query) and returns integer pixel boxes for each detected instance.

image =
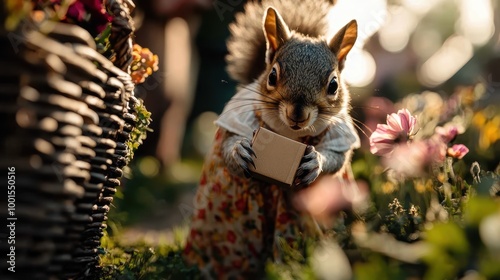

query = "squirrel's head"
[258,7,357,135]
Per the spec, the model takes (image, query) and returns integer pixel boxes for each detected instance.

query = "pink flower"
[369,109,417,156]
[293,174,368,226]
[66,1,86,21]
[435,125,458,144]
[447,144,469,159]
[383,138,449,177]
[64,0,112,36]
[426,136,448,163]
[383,141,429,177]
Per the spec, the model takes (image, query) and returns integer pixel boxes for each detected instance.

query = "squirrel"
[184,0,360,278]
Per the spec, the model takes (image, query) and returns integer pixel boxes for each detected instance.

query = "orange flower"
[130,44,159,84]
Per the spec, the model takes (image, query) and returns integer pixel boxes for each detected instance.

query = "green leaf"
[354,255,404,280]
[464,197,499,227]
[422,222,470,279]
[425,222,469,256]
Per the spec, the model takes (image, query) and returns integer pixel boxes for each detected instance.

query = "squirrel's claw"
[295,145,322,187]
[247,146,257,159]
[232,138,256,177]
[242,166,252,178]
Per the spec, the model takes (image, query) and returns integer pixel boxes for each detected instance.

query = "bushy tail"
[226,0,333,85]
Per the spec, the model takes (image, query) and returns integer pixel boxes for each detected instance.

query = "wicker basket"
[0,0,144,278]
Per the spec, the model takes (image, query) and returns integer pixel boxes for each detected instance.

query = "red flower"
[184,240,192,254]
[199,173,207,185]
[235,198,246,211]
[218,201,228,212]
[66,1,86,21]
[248,243,258,257]
[55,0,111,36]
[188,229,200,238]
[232,259,242,269]
[197,209,205,219]
[212,183,221,194]
[277,213,291,224]
[227,230,237,243]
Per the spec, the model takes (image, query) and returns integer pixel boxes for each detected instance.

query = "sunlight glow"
[378,8,417,53]
[418,35,473,87]
[327,0,387,48]
[402,0,443,15]
[378,0,444,53]
[344,50,376,87]
[457,0,494,46]
[411,29,443,59]
[327,0,386,87]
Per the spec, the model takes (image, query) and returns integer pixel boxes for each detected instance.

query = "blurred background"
[110,0,500,244]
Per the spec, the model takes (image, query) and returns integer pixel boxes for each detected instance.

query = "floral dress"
[183,84,359,279]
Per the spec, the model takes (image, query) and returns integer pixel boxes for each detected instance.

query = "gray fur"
[226,0,331,85]
[222,133,255,177]
[295,146,323,187]
[223,0,358,186]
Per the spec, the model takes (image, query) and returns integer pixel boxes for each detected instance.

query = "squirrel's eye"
[327,77,338,95]
[268,67,278,88]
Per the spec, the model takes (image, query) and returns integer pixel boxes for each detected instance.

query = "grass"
[99,225,200,280]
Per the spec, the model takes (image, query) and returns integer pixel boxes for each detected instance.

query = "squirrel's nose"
[286,107,309,120]
[286,112,310,124]
[287,116,307,123]
[284,106,312,129]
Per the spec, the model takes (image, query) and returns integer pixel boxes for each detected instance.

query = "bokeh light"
[166,160,201,183]
[403,0,443,15]
[192,111,218,156]
[378,7,416,53]
[344,50,376,87]
[411,28,443,59]
[457,0,495,46]
[327,0,387,48]
[418,35,474,87]
[138,156,161,177]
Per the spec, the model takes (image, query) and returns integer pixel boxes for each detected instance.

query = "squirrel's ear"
[263,7,290,64]
[329,20,357,70]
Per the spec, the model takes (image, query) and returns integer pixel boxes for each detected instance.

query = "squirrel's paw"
[295,145,323,187]
[232,138,256,178]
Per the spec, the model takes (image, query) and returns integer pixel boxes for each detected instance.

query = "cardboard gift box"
[249,127,307,186]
